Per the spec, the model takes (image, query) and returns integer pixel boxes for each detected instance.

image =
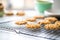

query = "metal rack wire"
[0,22,60,40]
[16,28,60,40]
[0,26,56,40]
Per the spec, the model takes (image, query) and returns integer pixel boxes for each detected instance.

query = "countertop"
[0,30,49,40]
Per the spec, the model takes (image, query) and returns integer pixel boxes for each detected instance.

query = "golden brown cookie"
[15,21,27,25]
[26,18,36,22]
[38,20,51,24]
[34,16,44,19]
[55,21,60,27]
[5,12,14,16]
[44,17,58,22]
[44,24,59,30]
[25,24,41,29]
[55,21,60,30]
[16,12,25,16]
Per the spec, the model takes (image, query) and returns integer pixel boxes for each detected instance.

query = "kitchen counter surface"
[0,30,49,40]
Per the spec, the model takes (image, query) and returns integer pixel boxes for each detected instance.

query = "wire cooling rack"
[0,22,60,40]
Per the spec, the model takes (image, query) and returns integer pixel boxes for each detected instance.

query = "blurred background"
[0,0,53,10]
[0,0,35,10]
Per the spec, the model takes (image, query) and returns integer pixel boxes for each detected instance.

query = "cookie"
[5,12,14,16]
[15,21,27,25]
[26,18,36,22]
[38,20,51,24]
[16,12,25,16]
[44,24,59,30]
[44,17,58,22]
[55,21,60,26]
[25,24,41,29]
[34,16,44,19]
[55,21,60,27]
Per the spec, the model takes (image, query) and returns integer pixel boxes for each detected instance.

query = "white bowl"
[44,9,60,17]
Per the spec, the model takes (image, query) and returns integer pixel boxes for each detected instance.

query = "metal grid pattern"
[0,22,60,40]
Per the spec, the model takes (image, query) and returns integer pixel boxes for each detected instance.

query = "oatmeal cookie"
[38,20,51,24]
[55,21,60,26]
[5,12,14,16]
[15,21,27,25]
[55,21,60,28]
[34,16,44,19]
[44,17,58,22]
[25,24,41,29]
[26,18,36,22]
[16,12,25,16]
[44,24,59,30]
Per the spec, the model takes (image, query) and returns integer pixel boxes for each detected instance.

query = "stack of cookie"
[0,3,4,11]
[0,3,4,17]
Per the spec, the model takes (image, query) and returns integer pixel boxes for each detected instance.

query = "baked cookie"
[55,21,60,27]
[38,20,51,24]
[5,12,14,16]
[44,17,58,22]
[55,21,60,29]
[15,21,27,25]
[25,24,41,29]
[26,18,36,22]
[34,16,44,19]
[16,12,25,16]
[44,24,59,30]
